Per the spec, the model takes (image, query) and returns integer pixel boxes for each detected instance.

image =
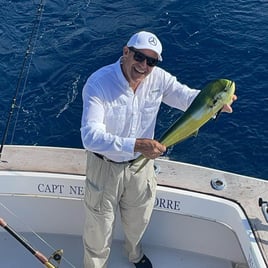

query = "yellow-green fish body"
[133,79,235,172]
[160,79,235,147]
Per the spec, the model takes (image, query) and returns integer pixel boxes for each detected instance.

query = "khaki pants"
[83,152,156,268]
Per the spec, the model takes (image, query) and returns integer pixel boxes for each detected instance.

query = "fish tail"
[134,158,150,174]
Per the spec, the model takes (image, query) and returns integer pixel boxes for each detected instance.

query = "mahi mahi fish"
[132,79,236,173]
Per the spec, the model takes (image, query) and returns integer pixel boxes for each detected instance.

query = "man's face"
[121,46,158,89]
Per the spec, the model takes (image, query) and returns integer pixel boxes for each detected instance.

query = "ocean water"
[0,0,267,179]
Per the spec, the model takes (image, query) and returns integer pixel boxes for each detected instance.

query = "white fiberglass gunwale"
[0,145,267,267]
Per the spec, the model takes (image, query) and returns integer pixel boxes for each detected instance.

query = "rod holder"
[258,198,268,223]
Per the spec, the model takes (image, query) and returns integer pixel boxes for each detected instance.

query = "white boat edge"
[0,145,268,268]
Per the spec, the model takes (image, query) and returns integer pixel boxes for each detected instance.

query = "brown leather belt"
[93,152,136,164]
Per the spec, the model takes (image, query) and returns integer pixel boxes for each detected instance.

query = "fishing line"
[10,2,45,145]
[0,2,77,264]
[0,199,77,268]
[0,200,55,250]
[0,0,45,160]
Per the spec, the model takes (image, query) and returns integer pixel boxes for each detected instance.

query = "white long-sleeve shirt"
[81,58,199,162]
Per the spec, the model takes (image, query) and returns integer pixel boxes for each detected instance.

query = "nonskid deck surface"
[0,233,234,268]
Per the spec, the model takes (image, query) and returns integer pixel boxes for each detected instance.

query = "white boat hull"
[0,146,267,267]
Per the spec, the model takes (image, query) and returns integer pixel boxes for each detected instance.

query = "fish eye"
[213,98,218,105]
[223,86,228,92]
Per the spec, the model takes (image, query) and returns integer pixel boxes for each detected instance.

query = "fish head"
[205,79,236,113]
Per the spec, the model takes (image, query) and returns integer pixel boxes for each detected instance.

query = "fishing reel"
[48,249,63,268]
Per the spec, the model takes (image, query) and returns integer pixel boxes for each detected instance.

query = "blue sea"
[0,0,267,179]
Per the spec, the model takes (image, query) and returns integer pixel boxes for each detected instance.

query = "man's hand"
[134,138,166,159]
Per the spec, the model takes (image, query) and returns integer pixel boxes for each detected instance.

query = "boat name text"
[37,184,181,212]
[37,183,84,196]
[154,197,181,211]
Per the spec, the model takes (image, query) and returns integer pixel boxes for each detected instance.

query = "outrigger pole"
[0,217,63,268]
[0,0,44,160]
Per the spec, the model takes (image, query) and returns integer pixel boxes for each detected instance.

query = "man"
[81,31,236,268]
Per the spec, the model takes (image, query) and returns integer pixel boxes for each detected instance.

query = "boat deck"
[0,233,235,268]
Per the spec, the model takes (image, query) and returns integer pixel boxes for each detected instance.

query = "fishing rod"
[0,0,44,160]
[0,217,63,268]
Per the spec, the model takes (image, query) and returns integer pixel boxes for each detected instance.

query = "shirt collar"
[115,57,129,88]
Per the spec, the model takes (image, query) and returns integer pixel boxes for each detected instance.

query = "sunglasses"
[128,47,159,67]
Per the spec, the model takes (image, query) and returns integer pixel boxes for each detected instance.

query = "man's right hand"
[134,138,166,159]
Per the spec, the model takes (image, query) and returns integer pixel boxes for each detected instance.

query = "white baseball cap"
[127,31,163,61]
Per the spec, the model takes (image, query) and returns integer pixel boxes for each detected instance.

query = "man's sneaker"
[134,255,153,268]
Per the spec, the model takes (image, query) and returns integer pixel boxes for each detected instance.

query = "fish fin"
[192,130,199,137]
[181,130,199,142]
[166,130,199,148]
